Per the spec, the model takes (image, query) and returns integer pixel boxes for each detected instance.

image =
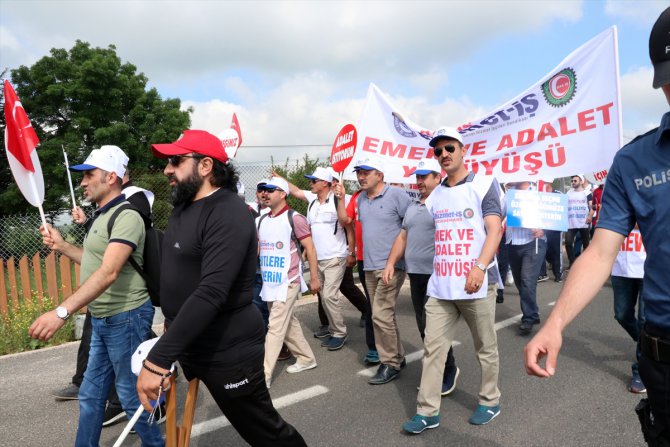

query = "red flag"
[4,80,39,172]
[230,113,243,147]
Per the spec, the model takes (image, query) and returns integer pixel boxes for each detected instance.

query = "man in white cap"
[402,126,503,433]
[334,155,412,385]
[256,176,320,386]
[382,158,460,395]
[526,9,670,444]
[30,146,163,446]
[565,174,594,268]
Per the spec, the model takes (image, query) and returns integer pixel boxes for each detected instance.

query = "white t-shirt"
[305,191,348,260]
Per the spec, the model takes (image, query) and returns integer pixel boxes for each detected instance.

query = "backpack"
[107,203,163,307]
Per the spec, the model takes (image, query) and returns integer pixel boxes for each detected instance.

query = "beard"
[169,165,204,206]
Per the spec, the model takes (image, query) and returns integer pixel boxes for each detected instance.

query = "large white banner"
[345,27,621,183]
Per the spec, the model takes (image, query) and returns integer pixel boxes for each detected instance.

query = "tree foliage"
[0,40,191,215]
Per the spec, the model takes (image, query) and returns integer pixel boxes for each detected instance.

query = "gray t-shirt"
[359,184,412,270]
[402,201,435,274]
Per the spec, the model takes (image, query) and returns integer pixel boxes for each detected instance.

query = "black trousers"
[357,261,377,351]
[73,311,121,407]
[181,354,307,447]
[408,273,456,376]
[565,228,590,266]
[317,265,367,324]
[640,351,670,443]
[540,230,562,279]
[497,230,509,281]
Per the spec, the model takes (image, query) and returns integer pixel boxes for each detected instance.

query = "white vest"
[307,192,348,260]
[611,229,646,279]
[567,189,590,229]
[258,212,307,302]
[426,174,495,300]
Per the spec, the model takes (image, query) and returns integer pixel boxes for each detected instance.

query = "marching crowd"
[26,7,669,446]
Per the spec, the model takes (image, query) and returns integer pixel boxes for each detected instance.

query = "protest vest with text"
[611,229,646,279]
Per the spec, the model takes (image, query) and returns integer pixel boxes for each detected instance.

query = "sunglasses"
[263,187,282,193]
[309,179,323,184]
[433,144,457,157]
[168,154,203,166]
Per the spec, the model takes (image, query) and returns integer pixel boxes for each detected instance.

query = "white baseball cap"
[69,145,127,178]
[414,158,442,176]
[429,126,463,147]
[263,177,290,195]
[353,155,384,173]
[304,166,333,183]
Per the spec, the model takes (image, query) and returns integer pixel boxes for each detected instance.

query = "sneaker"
[286,360,317,374]
[629,368,647,394]
[468,404,500,425]
[505,271,514,286]
[441,367,460,396]
[364,349,380,365]
[313,326,330,339]
[320,337,332,347]
[537,275,549,283]
[326,335,347,351]
[102,405,127,427]
[52,383,80,401]
[518,321,533,336]
[402,414,440,434]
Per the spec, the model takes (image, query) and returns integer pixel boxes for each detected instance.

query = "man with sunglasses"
[403,126,503,433]
[138,130,307,446]
[565,175,594,268]
[30,146,164,446]
[334,156,412,385]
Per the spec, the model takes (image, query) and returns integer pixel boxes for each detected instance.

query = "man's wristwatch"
[55,306,70,321]
[474,262,487,272]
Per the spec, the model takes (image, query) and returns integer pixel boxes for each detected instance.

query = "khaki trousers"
[264,283,316,382]
[417,285,500,416]
[317,257,348,338]
[365,269,406,369]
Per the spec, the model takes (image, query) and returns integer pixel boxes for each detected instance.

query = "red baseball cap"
[151,130,229,163]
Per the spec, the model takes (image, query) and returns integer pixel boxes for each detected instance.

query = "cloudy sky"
[1,0,667,163]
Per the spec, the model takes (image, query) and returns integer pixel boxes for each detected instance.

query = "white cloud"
[605,0,667,24]
[619,66,668,141]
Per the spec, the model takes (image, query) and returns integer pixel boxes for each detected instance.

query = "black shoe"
[537,275,549,283]
[400,358,407,369]
[518,321,533,336]
[52,383,80,401]
[277,344,291,361]
[496,289,504,304]
[369,364,400,385]
[102,405,126,427]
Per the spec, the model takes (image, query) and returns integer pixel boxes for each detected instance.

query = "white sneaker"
[286,361,317,374]
[506,271,514,286]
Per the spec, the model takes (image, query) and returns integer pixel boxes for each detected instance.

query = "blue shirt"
[597,111,670,332]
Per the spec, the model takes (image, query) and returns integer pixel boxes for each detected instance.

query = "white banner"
[345,27,621,183]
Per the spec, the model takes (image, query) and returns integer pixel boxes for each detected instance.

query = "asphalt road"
[0,278,645,446]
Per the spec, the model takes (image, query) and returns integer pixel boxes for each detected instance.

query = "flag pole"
[28,174,49,236]
[62,146,77,209]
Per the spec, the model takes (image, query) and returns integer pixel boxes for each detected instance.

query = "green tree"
[0,40,191,216]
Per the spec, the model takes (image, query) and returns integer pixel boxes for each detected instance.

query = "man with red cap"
[137,130,307,446]
[525,9,670,445]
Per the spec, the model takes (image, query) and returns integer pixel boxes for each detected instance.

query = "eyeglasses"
[168,154,203,166]
[433,144,457,157]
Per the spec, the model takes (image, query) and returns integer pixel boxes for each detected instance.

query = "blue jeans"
[508,239,547,324]
[75,300,164,447]
[611,275,644,366]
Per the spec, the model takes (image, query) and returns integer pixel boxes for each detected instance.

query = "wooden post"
[32,253,44,309]
[19,256,31,302]
[59,255,72,299]
[6,257,19,308]
[165,378,200,447]
[0,260,8,315]
[45,252,58,306]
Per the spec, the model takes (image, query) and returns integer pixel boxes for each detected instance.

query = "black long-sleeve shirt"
[147,188,265,369]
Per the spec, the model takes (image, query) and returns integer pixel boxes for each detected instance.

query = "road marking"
[190,385,329,438]
[357,301,557,377]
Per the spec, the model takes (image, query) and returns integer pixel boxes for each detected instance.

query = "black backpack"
[107,203,163,307]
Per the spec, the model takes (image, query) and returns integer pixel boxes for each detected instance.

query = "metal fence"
[0,160,320,261]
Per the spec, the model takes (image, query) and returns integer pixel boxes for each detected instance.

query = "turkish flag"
[4,80,39,172]
[230,113,243,147]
